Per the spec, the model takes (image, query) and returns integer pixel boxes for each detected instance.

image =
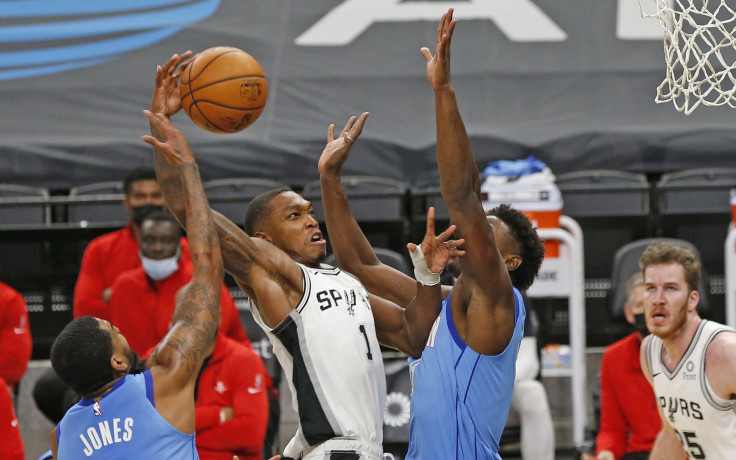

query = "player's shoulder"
[638,333,654,360]
[707,327,736,358]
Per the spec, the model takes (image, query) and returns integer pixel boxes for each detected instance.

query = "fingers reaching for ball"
[151,51,193,117]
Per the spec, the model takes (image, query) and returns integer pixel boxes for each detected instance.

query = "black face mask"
[132,204,164,226]
[633,313,649,337]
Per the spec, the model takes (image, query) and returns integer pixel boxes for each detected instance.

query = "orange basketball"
[179,46,268,134]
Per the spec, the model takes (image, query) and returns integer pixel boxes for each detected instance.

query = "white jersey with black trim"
[646,320,736,460]
[250,263,385,458]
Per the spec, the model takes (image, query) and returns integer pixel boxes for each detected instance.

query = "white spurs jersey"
[250,263,385,458]
[646,320,736,460]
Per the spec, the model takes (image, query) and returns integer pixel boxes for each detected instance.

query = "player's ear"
[687,289,700,311]
[505,255,521,271]
[110,354,128,373]
[254,231,272,243]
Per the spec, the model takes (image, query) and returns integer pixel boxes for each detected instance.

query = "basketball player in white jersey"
[639,241,736,459]
[318,10,546,459]
[148,52,460,460]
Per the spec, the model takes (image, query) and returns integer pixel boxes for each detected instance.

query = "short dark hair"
[123,166,157,195]
[140,210,183,238]
[244,187,293,234]
[488,204,545,291]
[50,316,115,396]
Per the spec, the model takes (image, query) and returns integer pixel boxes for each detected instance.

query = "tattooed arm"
[141,111,223,434]
[149,52,300,329]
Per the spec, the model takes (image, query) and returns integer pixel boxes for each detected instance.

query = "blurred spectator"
[195,334,269,460]
[109,211,248,354]
[0,281,32,395]
[594,273,660,460]
[0,376,24,459]
[510,308,555,460]
[73,166,177,320]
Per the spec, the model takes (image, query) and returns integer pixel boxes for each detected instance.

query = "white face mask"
[140,247,180,281]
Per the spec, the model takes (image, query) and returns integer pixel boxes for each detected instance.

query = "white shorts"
[291,438,383,460]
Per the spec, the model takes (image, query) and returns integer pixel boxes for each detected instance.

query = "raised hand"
[150,51,193,116]
[317,112,369,177]
[408,207,465,275]
[420,8,456,90]
[142,110,195,166]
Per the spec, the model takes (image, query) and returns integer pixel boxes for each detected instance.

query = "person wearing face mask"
[73,166,176,321]
[592,273,661,460]
[109,211,248,354]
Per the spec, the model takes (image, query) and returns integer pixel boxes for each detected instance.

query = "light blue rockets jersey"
[407,287,526,460]
[56,370,198,459]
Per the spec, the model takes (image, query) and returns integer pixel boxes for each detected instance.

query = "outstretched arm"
[422,9,516,355]
[148,53,302,328]
[142,111,223,433]
[318,114,427,306]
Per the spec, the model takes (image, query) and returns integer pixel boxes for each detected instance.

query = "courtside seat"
[556,170,651,280]
[609,238,710,321]
[303,176,410,250]
[67,181,127,224]
[0,184,50,291]
[0,183,50,225]
[656,168,736,323]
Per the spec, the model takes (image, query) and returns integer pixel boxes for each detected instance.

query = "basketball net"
[639,0,736,114]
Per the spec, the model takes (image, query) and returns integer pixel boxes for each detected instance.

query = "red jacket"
[0,376,24,459]
[596,332,661,458]
[0,282,32,392]
[109,261,248,354]
[73,222,190,320]
[195,335,269,460]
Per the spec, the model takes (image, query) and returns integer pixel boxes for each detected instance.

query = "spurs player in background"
[639,241,736,459]
[318,9,545,459]
[149,52,461,460]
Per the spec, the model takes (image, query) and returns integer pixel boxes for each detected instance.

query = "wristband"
[219,408,226,424]
[409,244,441,286]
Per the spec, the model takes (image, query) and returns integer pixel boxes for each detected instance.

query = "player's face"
[123,179,165,212]
[261,191,327,267]
[139,220,180,260]
[643,263,697,340]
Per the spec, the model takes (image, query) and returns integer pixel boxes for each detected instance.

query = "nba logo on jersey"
[93,400,102,416]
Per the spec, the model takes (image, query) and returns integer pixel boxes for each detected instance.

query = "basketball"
[179,46,268,134]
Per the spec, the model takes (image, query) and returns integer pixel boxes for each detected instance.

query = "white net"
[640,0,736,114]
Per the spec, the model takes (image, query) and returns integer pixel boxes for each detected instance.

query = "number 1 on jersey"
[358,324,373,360]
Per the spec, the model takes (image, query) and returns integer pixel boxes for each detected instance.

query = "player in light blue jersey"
[49,106,223,459]
[318,9,545,459]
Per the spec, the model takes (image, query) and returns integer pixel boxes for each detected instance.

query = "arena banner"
[2,0,735,191]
